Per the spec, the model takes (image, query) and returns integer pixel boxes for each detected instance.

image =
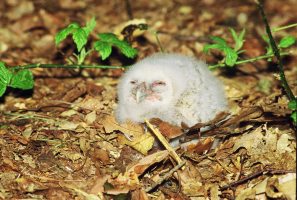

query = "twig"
[152,31,165,52]
[124,0,133,19]
[10,63,124,70]
[145,119,183,165]
[220,169,295,190]
[209,52,290,70]
[145,161,186,192]
[272,23,297,32]
[256,0,295,101]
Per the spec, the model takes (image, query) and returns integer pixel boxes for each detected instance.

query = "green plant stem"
[10,63,124,71]
[153,30,165,52]
[272,23,297,32]
[257,0,295,101]
[208,52,289,70]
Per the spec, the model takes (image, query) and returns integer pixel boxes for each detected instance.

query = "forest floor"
[0,0,296,199]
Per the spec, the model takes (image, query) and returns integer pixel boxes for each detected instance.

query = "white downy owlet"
[115,53,228,127]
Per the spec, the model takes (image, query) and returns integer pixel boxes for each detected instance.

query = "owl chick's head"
[118,54,188,108]
[120,67,173,107]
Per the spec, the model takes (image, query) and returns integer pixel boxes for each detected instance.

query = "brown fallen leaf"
[182,137,214,154]
[131,189,149,200]
[61,81,87,102]
[101,115,154,155]
[89,175,110,195]
[127,150,169,175]
[107,151,170,195]
[177,161,204,196]
[101,115,144,137]
[117,133,154,155]
[150,118,183,139]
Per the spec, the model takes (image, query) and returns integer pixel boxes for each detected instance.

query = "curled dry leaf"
[76,95,104,111]
[126,150,169,175]
[101,115,144,136]
[150,118,183,139]
[101,115,154,155]
[117,134,154,155]
[182,137,214,153]
[107,151,169,194]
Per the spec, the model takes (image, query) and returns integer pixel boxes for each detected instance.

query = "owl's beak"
[135,83,147,103]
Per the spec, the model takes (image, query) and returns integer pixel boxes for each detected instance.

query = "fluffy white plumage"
[115,53,228,127]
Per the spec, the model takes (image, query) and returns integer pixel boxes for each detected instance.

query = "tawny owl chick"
[115,53,228,127]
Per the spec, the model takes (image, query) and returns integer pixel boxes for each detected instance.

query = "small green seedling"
[203,28,245,68]
[204,24,296,127]
[0,18,140,98]
[204,28,295,69]
[55,17,96,64]
[55,17,138,64]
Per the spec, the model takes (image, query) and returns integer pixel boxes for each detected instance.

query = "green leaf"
[72,28,88,51]
[0,62,13,86]
[10,69,34,90]
[262,35,273,59]
[291,111,297,124]
[94,41,112,60]
[203,44,225,53]
[278,36,296,48]
[83,17,96,36]
[0,81,6,97]
[0,62,13,97]
[95,33,137,59]
[288,99,297,110]
[114,40,138,58]
[210,36,228,46]
[230,28,245,51]
[239,29,246,42]
[224,47,238,66]
[55,23,80,45]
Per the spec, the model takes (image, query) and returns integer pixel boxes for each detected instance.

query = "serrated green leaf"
[224,47,238,67]
[55,23,80,45]
[94,41,112,60]
[288,99,297,110]
[291,111,297,123]
[210,36,228,46]
[278,36,296,48]
[0,62,12,97]
[119,45,138,58]
[98,33,118,42]
[0,62,13,86]
[96,33,137,59]
[10,69,34,90]
[0,82,7,97]
[229,28,245,51]
[203,44,225,53]
[113,40,138,58]
[239,29,246,41]
[72,28,88,51]
[230,28,237,41]
[83,17,96,36]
